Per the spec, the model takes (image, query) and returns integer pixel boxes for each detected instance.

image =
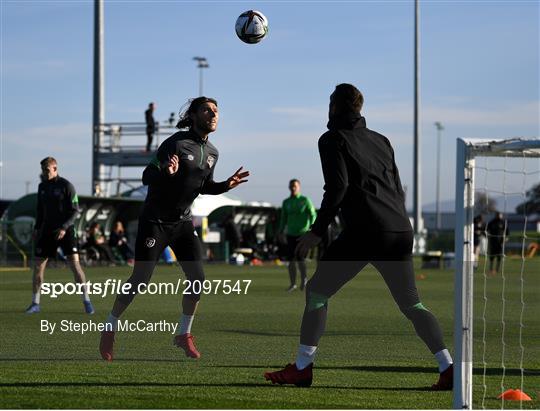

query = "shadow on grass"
[216,329,413,337]
[0,381,436,392]
[213,364,540,376]
[1,359,538,377]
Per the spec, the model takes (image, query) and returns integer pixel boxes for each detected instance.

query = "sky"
[1,0,539,211]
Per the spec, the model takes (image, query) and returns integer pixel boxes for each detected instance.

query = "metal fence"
[0,219,34,268]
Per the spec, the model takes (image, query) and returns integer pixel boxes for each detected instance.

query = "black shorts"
[35,227,78,258]
[134,218,202,262]
[118,217,204,304]
[307,230,420,310]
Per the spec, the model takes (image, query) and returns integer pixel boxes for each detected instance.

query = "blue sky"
[1,0,539,210]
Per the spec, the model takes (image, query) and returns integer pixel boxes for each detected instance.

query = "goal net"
[454,137,540,409]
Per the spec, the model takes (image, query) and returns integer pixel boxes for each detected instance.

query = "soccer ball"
[235,10,268,44]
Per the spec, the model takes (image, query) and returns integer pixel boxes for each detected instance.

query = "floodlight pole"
[92,0,105,195]
[193,57,209,96]
[413,0,422,251]
[435,121,444,230]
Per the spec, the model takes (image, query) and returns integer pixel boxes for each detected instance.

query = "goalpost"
[453,137,540,409]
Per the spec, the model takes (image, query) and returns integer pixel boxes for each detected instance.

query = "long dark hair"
[176,96,218,129]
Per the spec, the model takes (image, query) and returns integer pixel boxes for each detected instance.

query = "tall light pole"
[434,121,444,231]
[193,57,209,96]
[413,0,422,251]
[92,0,105,196]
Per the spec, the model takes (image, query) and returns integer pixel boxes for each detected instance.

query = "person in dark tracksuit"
[100,97,249,361]
[265,84,453,390]
[25,157,94,315]
[145,102,156,152]
[486,212,509,275]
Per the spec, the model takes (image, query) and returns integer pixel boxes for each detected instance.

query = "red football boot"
[264,363,313,387]
[99,331,115,362]
[173,333,201,359]
[431,364,453,390]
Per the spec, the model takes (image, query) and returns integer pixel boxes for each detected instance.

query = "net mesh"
[471,148,539,409]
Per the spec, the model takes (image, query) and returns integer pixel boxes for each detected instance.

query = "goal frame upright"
[453,137,540,409]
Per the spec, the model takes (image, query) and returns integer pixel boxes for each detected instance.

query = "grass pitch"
[0,258,538,409]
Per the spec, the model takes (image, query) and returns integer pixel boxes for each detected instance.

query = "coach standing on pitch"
[264,84,453,390]
[279,179,316,292]
[100,97,249,361]
[25,157,94,315]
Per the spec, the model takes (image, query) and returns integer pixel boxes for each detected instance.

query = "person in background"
[486,211,509,275]
[473,214,486,269]
[26,157,94,315]
[88,222,116,264]
[109,221,134,266]
[279,179,317,292]
[145,102,156,152]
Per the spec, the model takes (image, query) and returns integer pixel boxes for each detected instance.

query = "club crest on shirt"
[207,155,215,168]
[145,237,156,248]
[187,154,194,161]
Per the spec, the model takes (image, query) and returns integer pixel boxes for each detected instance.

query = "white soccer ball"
[235,10,268,44]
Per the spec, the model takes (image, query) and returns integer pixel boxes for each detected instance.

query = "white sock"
[105,313,119,332]
[435,349,453,372]
[80,284,90,302]
[178,314,194,335]
[295,344,317,370]
[32,292,40,305]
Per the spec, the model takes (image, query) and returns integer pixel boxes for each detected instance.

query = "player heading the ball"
[100,97,249,362]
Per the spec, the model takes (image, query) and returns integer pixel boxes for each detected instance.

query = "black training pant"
[286,235,307,286]
[300,230,446,354]
[117,218,204,304]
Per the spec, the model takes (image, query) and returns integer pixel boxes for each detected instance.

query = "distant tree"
[474,192,498,216]
[516,182,540,215]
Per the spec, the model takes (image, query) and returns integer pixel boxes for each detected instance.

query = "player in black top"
[145,102,156,152]
[25,157,94,315]
[486,211,509,275]
[100,97,249,361]
[264,84,453,390]
[473,214,486,269]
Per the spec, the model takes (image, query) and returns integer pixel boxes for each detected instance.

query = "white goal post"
[453,137,540,409]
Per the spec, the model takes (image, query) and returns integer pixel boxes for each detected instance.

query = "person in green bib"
[279,179,317,292]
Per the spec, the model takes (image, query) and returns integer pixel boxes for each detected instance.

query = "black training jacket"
[35,176,80,232]
[310,116,412,237]
[141,130,229,222]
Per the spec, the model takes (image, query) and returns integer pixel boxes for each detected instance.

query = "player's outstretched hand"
[55,229,66,241]
[227,167,250,189]
[166,154,179,175]
[295,231,322,259]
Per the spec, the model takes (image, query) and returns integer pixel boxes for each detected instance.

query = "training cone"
[497,389,532,401]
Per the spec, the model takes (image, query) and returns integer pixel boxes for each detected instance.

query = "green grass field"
[1,258,538,409]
